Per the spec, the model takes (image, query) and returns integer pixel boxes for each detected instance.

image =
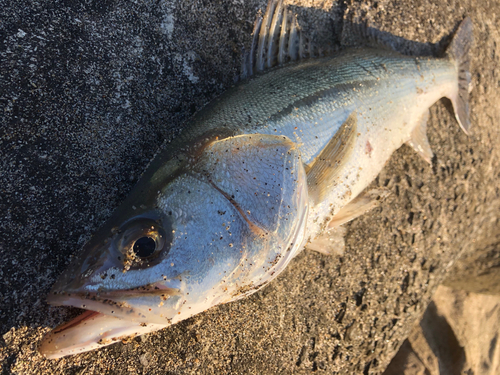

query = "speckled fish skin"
[39,14,472,358]
[186,49,463,236]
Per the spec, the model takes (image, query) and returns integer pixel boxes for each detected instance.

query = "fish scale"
[185,50,455,167]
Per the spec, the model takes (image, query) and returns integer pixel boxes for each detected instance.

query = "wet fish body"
[39,1,473,359]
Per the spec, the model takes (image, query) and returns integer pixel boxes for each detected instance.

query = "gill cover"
[156,133,310,304]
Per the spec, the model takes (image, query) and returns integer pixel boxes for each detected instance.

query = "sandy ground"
[1,0,499,374]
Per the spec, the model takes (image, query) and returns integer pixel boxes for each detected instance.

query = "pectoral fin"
[306,112,358,205]
[406,111,433,164]
[328,188,391,228]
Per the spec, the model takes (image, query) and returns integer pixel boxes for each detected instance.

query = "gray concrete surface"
[1,0,499,374]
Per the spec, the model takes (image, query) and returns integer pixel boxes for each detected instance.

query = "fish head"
[47,207,184,325]
[42,133,308,358]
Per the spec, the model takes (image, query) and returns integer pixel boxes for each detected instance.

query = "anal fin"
[328,188,391,228]
[406,110,433,164]
[306,112,358,205]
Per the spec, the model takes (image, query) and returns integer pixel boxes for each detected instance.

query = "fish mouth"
[40,283,180,359]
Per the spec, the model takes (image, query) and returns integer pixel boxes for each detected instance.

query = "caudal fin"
[446,17,473,134]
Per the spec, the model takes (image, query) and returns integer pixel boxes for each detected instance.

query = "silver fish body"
[39,7,473,359]
[187,48,465,234]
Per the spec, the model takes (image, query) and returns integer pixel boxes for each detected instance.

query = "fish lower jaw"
[39,310,167,359]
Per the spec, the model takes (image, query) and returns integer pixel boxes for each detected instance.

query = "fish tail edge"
[446,17,473,134]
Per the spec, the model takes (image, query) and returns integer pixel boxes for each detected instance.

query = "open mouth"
[39,284,180,359]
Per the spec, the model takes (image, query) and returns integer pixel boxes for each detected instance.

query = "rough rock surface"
[1,0,499,374]
[444,241,500,295]
[384,285,500,375]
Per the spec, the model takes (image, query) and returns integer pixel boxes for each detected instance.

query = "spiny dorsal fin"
[241,0,333,78]
[306,112,358,205]
[406,110,433,164]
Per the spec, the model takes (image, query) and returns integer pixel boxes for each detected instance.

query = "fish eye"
[133,236,157,258]
[117,217,172,267]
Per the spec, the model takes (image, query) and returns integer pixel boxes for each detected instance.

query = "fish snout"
[50,237,122,295]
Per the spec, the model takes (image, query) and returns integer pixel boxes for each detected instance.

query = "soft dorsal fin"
[340,16,436,57]
[306,112,358,205]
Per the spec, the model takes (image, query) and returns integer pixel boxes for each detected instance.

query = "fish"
[39,0,473,359]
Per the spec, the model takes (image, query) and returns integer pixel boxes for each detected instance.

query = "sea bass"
[39,0,473,359]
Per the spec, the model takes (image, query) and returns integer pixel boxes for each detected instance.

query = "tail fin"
[446,17,473,134]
